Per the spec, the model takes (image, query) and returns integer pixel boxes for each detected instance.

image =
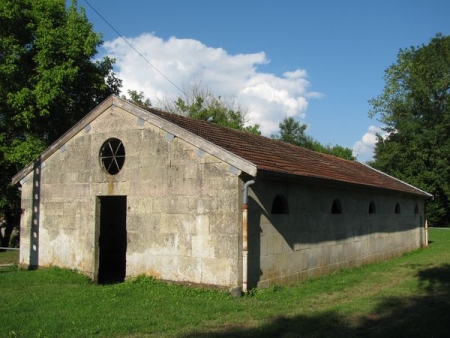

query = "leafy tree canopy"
[162,84,261,135]
[369,34,450,226]
[272,117,355,160]
[0,0,121,246]
[125,90,152,109]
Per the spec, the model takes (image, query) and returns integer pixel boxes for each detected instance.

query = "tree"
[272,116,311,147]
[125,90,152,109]
[162,84,261,135]
[369,34,450,226]
[324,144,355,161]
[272,117,355,160]
[0,0,122,247]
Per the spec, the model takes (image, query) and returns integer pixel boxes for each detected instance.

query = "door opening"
[97,196,127,284]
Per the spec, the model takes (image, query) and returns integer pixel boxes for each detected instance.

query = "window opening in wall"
[395,203,401,214]
[331,199,342,214]
[415,204,419,214]
[99,138,125,175]
[369,201,376,214]
[271,194,289,214]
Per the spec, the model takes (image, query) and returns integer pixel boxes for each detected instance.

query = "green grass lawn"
[1,228,449,337]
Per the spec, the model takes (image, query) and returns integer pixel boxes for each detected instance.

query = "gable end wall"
[19,105,242,288]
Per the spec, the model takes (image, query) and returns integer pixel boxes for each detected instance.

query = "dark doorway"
[97,196,127,284]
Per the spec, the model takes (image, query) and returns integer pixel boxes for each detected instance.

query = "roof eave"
[358,163,432,199]
[257,167,433,199]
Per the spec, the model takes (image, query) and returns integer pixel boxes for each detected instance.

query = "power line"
[83,0,186,96]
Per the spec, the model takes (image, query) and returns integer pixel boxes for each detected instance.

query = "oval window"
[99,138,125,175]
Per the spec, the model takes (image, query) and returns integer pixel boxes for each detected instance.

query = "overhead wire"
[83,0,186,97]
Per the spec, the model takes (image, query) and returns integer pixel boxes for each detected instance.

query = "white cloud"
[352,125,387,162]
[103,33,320,135]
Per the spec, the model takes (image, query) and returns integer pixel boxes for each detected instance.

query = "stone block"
[213,234,239,259]
[266,233,283,255]
[192,234,214,258]
[42,202,65,216]
[195,215,210,234]
[200,257,236,286]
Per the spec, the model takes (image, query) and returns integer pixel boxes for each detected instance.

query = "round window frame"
[99,138,126,175]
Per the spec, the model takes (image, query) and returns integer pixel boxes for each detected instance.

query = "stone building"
[12,95,431,291]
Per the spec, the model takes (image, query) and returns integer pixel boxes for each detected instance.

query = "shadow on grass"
[183,264,450,338]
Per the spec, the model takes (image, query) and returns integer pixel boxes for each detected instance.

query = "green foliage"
[0,0,122,246]
[124,89,152,109]
[324,144,355,160]
[1,229,449,337]
[272,116,310,146]
[165,84,261,135]
[369,34,450,225]
[272,117,356,160]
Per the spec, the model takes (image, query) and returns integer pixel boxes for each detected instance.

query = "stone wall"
[17,100,428,291]
[247,176,426,288]
[19,105,241,287]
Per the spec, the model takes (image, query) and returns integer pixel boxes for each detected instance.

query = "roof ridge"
[138,100,430,197]
[144,107,354,163]
[11,95,432,198]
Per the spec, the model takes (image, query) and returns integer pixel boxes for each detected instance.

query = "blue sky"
[74,0,450,162]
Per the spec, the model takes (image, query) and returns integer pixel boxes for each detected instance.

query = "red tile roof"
[147,107,431,198]
[10,95,431,198]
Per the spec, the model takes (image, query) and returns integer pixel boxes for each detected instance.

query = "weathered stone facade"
[19,103,242,287]
[246,176,426,288]
[14,96,430,290]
